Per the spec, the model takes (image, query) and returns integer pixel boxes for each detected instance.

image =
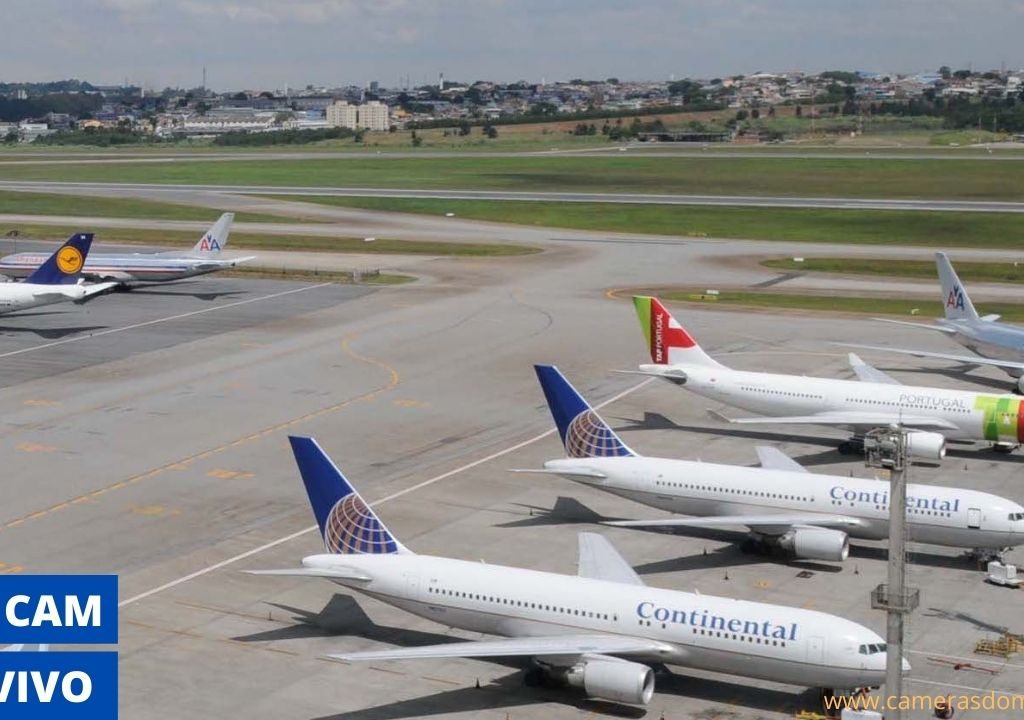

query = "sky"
[4,0,1023,91]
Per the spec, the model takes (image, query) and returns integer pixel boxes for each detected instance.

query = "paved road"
[1,180,1022,212]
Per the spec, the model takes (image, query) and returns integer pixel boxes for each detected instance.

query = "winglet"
[24,233,94,285]
[289,436,410,555]
[534,365,635,458]
[191,212,234,254]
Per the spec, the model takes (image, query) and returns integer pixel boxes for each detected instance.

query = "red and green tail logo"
[633,296,695,364]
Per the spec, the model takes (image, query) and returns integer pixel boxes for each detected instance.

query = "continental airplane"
[515,365,1024,562]
[0,213,252,284]
[0,233,116,314]
[248,436,902,707]
[843,252,1024,393]
[630,296,1024,460]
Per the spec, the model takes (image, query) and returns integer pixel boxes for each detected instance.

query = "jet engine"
[778,527,850,561]
[565,659,655,705]
[1016,375,1024,395]
[906,431,946,461]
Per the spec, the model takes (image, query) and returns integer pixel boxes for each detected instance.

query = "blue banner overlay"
[0,576,117,645]
[0,651,117,719]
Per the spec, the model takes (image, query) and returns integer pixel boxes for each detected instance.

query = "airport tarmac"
[0,225,1021,719]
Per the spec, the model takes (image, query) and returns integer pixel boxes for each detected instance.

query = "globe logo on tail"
[56,246,84,275]
[324,494,397,554]
[565,410,631,458]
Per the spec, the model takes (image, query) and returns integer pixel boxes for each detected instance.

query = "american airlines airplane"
[843,252,1024,393]
[249,436,903,707]
[0,233,116,314]
[517,365,1024,562]
[630,295,1024,460]
[0,213,252,284]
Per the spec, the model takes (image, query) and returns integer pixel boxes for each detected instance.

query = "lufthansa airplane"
[249,436,903,707]
[0,233,116,314]
[516,365,1024,562]
[630,296,1024,460]
[843,252,1024,393]
[0,213,252,284]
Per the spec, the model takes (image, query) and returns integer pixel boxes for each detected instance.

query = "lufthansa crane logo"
[56,246,84,274]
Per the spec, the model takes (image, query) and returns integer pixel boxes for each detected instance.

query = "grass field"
[266,195,1024,249]
[652,289,1024,321]
[763,257,1024,282]
[0,224,538,256]
[0,191,296,224]
[1,155,1021,200]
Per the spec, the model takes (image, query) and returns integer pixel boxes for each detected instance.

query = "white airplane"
[843,252,1024,393]
[515,365,1024,562]
[630,295,1024,460]
[249,436,902,707]
[0,233,116,314]
[0,213,253,284]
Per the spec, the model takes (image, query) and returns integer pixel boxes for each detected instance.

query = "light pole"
[864,426,919,719]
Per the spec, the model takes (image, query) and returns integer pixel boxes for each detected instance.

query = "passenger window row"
[655,480,811,503]
[427,586,617,621]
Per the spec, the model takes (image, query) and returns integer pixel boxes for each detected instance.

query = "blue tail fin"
[289,436,408,555]
[534,365,635,458]
[24,233,94,285]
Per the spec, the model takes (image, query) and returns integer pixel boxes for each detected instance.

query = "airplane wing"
[328,634,670,662]
[244,567,373,582]
[605,514,865,530]
[708,409,959,431]
[577,532,644,586]
[755,446,807,473]
[848,353,901,385]
[873,318,958,334]
[841,343,1024,373]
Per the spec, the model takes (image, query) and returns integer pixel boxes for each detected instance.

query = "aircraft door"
[807,635,825,665]
[967,508,982,529]
[405,571,420,602]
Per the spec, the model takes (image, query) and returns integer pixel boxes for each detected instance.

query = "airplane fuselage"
[304,552,888,689]
[645,363,1024,445]
[944,319,1024,377]
[0,282,95,314]
[543,456,1024,550]
[0,253,237,283]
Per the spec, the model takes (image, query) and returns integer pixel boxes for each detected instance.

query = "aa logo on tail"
[198,234,221,252]
[946,286,965,310]
[55,247,84,275]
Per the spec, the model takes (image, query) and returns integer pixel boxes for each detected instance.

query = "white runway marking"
[118,377,653,608]
[907,677,1021,697]
[0,282,333,360]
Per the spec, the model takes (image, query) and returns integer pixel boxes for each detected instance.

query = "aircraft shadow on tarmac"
[502,497,974,573]
[121,287,247,302]
[922,607,1011,635]
[0,324,107,339]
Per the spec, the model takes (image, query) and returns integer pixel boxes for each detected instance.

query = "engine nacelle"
[778,526,849,562]
[565,659,654,706]
[905,431,946,461]
[1016,375,1024,395]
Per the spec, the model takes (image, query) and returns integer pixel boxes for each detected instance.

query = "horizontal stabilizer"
[606,514,865,530]
[755,446,807,473]
[980,314,1001,323]
[244,567,373,582]
[327,634,669,662]
[509,468,608,479]
[872,318,957,334]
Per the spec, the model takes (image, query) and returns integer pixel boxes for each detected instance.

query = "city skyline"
[3,0,1023,91]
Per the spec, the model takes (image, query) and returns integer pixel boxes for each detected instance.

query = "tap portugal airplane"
[630,296,1024,460]
[0,213,253,284]
[515,365,1024,562]
[250,436,903,707]
[0,233,117,314]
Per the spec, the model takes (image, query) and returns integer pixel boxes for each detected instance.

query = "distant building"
[326,100,358,129]
[357,101,389,131]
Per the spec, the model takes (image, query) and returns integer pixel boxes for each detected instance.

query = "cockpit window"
[1009,512,1024,521]
[859,643,887,655]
